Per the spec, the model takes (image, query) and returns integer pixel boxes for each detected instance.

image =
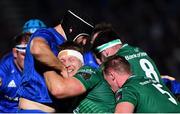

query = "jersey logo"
[77,68,95,80]
[8,80,16,87]
[11,69,15,73]
[79,72,91,80]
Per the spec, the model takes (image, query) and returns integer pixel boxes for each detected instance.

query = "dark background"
[0,0,180,81]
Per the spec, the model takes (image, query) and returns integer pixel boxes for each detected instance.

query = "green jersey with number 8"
[117,44,162,83]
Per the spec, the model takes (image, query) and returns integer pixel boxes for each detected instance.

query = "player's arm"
[43,70,86,98]
[161,75,175,81]
[30,37,64,71]
[115,102,134,113]
[115,85,137,113]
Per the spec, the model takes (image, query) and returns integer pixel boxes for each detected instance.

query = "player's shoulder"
[77,65,103,78]
[124,76,143,87]
[34,28,50,33]
[31,28,52,38]
[0,53,14,69]
[0,52,13,62]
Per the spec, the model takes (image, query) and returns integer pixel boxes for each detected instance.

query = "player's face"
[75,35,92,51]
[16,51,26,70]
[75,36,88,46]
[13,42,26,71]
[100,47,117,62]
[58,55,82,77]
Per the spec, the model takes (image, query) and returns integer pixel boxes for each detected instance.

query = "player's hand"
[161,75,176,81]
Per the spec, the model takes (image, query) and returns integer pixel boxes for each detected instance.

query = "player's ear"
[110,70,116,81]
[12,48,18,58]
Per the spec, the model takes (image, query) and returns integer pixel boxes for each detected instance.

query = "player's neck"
[14,60,23,72]
[54,24,67,40]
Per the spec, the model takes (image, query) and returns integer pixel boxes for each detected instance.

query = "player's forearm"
[44,71,67,98]
[33,49,63,71]
[30,38,64,71]
[44,71,86,98]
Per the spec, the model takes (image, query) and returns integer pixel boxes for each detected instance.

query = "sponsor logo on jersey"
[8,80,16,87]
[77,67,96,80]
[4,95,19,101]
[79,72,91,80]
[139,78,157,85]
[125,52,147,60]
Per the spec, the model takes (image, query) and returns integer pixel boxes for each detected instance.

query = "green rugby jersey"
[116,76,180,113]
[117,44,162,83]
[73,66,115,113]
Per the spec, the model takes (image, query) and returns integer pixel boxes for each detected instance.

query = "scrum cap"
[61,10,94,41]
[22,19,46,34]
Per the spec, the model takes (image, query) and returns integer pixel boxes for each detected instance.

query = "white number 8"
[139,59,159,82]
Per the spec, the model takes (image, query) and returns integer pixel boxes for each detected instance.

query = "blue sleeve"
[83,51,99,69]
[30,28,53,46]
[162,78,180,94]
[171,80,180,94]
[30,28,65,56]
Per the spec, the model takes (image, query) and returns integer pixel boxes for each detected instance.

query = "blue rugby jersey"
[83,51,99,69]
[17,28,65,103]
[0,53,22,112]
[162,78,180,95]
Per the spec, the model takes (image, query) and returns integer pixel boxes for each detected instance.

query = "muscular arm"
[44,71,86,98]
[30,37,64,71]
[115,102,134,113]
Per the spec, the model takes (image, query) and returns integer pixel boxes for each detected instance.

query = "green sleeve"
[74,66,101,90]
[116,86,138,107]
